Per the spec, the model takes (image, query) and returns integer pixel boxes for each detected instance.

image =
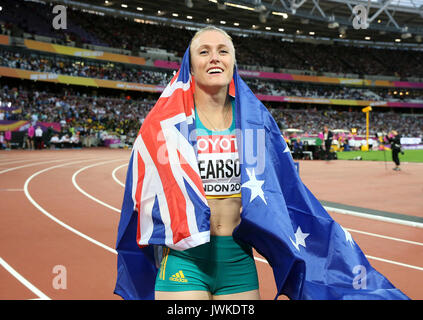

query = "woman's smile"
[190,30,235,89]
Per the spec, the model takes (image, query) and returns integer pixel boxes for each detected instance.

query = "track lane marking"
[111,165,423,246]
[23,159,118,255]
[0,159,37,165]
[325,206,423,229]
[365,255,423,271]
[22,159,422,276]
[71,160,126,213]
[0,257,50,300]
[111,164,127,188]
[0,159,69,175]
[106,163,423,270]
[346,227,423,247]
[1,157,112,299]
[0,158,99,175]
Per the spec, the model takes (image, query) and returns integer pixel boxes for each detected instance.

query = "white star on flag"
[341,226,355,247]
[290,226,310,251]
[241,168,267,205]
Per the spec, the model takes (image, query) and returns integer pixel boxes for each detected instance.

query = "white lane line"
[254,254,423,271]
[366,255,423,271]
[111,165,422,247]
[111,164,127,188]
[0,157,98,175]
[0,157,44,162]
[325,206,423,229]
[0,257,50,300]
[346,227,423,247]
[0,159,36,165]
[0,159,67,175]
[0,157,29,162]
[23,159,423,272]
[23,159,118,255]
[256,254,423,271]
[71,160,126,213]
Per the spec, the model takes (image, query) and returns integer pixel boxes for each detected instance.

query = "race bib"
[196,134,241,196]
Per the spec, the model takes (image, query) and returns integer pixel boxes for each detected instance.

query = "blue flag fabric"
[232,71,409,299]
[114,46,409,300]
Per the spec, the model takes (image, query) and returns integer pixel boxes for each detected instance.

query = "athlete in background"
[387,130,403,171]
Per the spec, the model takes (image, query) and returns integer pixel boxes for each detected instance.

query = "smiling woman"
[154,26,260,301]
[189,26,235,120]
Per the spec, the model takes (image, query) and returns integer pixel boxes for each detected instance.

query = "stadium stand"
[0,0,422,156]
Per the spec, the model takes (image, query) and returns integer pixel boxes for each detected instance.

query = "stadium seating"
[0,0,422,150]
[2,1,423,78]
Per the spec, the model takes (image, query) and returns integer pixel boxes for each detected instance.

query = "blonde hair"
[189,26,236,64]
[190,26,233,46]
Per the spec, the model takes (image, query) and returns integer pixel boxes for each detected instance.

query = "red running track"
[0,149,421,300]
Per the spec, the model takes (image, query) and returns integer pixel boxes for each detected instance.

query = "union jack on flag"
[128,56,212,251]
[114,46,409,301]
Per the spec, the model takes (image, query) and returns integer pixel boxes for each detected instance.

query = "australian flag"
[114,45,409,300]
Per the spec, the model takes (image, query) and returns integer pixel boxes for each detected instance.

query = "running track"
[0,149,422,300]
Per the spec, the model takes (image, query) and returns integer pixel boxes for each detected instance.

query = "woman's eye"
[200,50,207,55]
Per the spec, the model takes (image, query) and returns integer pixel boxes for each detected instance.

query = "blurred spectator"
[322,126,334,160]
[59,134,71,148]
[5,130,12,149]
[70,131,82,148]
[292,137,304,160]
[0,131,6,149]
[27,124,35,150]
[49,133,60,149]
[35,125,43,149]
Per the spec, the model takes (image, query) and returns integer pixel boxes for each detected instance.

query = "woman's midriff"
[208,197,242,236]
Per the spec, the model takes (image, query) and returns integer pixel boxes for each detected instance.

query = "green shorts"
[155,236,259,295]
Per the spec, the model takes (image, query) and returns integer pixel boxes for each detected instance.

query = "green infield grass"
[336,149,423,163]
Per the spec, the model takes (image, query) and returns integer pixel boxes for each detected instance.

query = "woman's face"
[190,30,235,91]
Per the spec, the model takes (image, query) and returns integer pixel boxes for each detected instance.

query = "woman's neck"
[194,85,230,114]
[194,85,232,130]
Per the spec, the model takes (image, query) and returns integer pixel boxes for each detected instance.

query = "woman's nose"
[209,51,220,62]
